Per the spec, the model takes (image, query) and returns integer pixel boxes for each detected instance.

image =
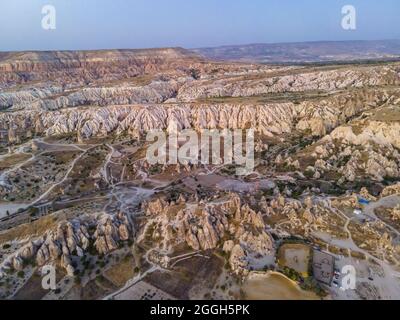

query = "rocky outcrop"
[288,106,400,183]
[177,65,400,101]
[0,103,297,139]
[0,80,184,111]
[381,183,400,197]
[0,48,203,89]
[2,87,398,144]
[0,212,132,278]
[141,193,273,275]
[328,121,400,149]
[94,212,132,255]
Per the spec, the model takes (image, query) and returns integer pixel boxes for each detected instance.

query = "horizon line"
[2,38,400,54]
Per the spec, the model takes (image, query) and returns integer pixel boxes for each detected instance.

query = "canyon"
[0,46,400,300]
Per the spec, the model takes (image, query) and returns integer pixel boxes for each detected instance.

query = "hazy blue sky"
[0,0,399,51]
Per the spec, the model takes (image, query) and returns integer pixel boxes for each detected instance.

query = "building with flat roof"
[312,250,335,286]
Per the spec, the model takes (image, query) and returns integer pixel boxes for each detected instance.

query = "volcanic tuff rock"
[94,212,132,255]
[327,121,400,149]
[141,193,273,274]
[2,88,398,143]
[2,48,399,149]
[0,48,203,89]
[2,45,400,301]
[0,81,181,111]
[381,183,400,197]
[0,212,132,278]
[176,65,400,101]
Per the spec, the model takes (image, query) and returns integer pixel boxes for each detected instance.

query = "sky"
[0,0,399,51]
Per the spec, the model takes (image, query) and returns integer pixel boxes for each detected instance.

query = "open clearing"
[242,271,320,300]
[278,243,311,276]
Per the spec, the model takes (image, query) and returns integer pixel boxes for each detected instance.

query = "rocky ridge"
[0,211,132,278]
[141,193,273,275]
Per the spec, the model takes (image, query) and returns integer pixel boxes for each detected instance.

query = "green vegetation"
[148,164,163,175]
